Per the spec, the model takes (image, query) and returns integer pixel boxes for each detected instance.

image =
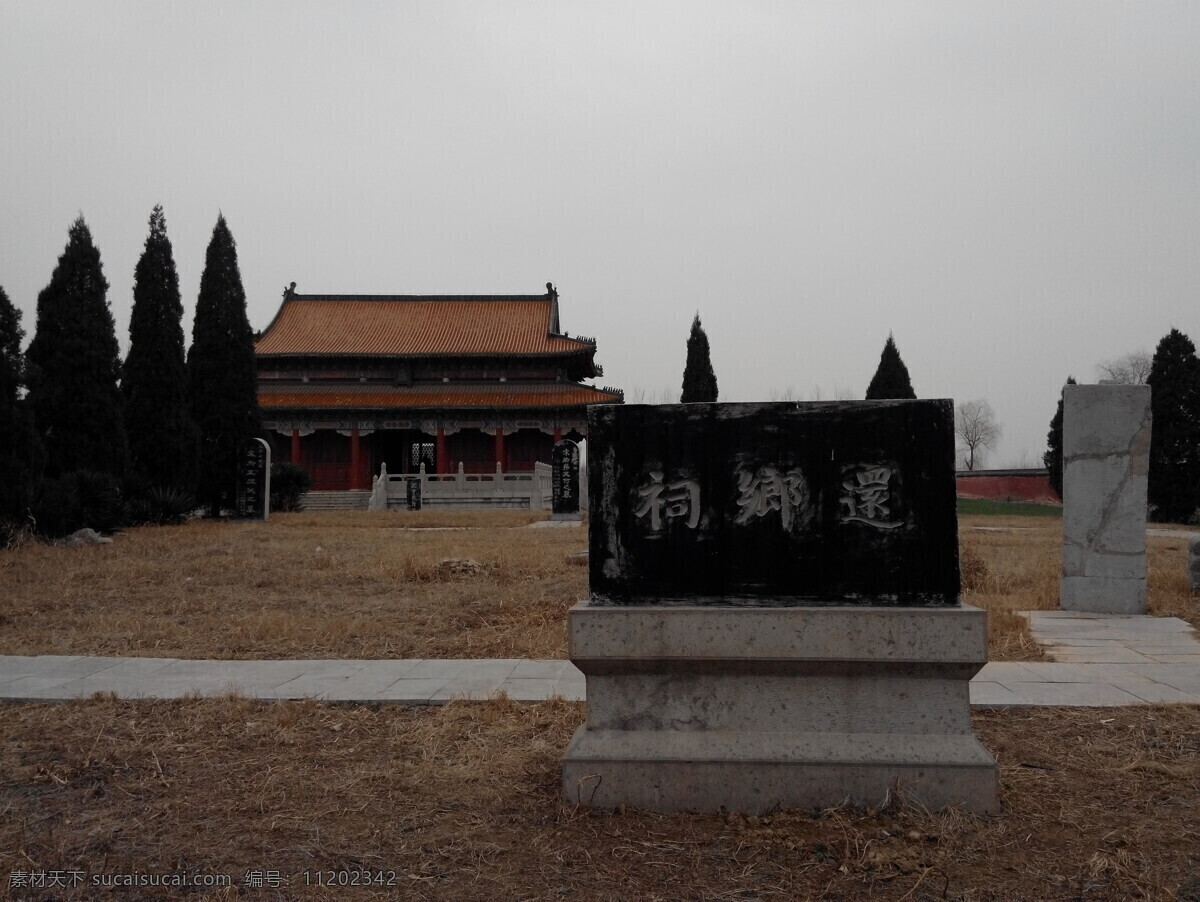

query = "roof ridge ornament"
[547,281,560,334]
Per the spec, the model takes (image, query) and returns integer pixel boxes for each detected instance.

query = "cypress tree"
[0,285,43,526]
[188,215,261,516]
[1148,329,1200,523]
[25,217,128,478]
[865,333,916,400]
[0,285,22,414]
[1043,376,1076,499]
[124,206,196,490]
[680,313,718,403]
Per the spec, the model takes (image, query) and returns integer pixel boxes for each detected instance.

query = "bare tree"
[1096,351,1151,385]
[956,399,1001,471]
[624,386,675,404]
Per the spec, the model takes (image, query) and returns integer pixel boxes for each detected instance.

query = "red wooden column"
[553,427,562,444]
[349,429,362,489]
[290,429,301,464]
[436,426,448,474]
[494,428,505,471]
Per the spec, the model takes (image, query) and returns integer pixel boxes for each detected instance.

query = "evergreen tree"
[1148,329,1200,523]
[0,285,22,412]
[124,206,196,490]
[0,284,43,526]
[188,214,260,515]
[680,313,718,403]
[25,217,128,478]
[865,332,916,400]
[1043,376,1076,499]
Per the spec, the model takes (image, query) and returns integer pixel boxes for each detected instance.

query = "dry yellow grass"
[1147,530,1200,624]
[1,696,1198,901]
[958,514,1063,660]
[1,510,1196,663]
[959,514,1200,659]
[0,511,587,660]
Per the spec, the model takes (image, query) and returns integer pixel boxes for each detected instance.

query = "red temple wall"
[955,473,1059,504]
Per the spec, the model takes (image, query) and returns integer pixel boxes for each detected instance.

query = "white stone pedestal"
[561,603,999,814]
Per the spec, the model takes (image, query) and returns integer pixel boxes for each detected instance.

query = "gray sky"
[3,2,1197,467]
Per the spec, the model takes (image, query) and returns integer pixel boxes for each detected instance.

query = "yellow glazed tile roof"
[255,295,594,357]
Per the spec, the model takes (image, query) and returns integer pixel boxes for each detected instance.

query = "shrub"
[128,485,197,526]
[29,470,128,539]
[28,475,80,538]
[271,462,312,512]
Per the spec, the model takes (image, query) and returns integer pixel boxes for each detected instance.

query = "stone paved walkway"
[970,611,1200,706]
[1,611,1198,707]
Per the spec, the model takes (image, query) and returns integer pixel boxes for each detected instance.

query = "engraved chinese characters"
[552,440,582,517]
[840,463,903,529]
[235,438,271,520]
[633,461,900,534]
[633,470,700,530]
[590,401,960,605]
[734,464,810,530]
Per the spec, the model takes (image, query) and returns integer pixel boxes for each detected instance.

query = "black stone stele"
[407,477,422,511]
[552,440,581,515]
[588,401,960,606]
[235,438,270,520]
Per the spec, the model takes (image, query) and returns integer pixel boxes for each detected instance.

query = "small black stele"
[552,440,581,515]
[587,401,960,606]
[235,438,270,520]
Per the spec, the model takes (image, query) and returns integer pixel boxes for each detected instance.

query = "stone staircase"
[298,490,372,511]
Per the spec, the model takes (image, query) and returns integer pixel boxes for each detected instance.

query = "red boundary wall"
[955,469,1060,504]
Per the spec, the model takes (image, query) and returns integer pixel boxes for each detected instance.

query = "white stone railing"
[370,461,553,510]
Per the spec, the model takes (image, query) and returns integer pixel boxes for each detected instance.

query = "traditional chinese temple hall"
[253,284,622,491]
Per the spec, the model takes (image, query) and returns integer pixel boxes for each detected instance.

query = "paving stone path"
[971,611,1200,706]
[1,611,1197,707]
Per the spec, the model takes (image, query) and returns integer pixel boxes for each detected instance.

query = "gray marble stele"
[1060,384,1152,614]
[561,401,999,815]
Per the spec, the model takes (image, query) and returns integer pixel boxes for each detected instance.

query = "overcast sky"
[3,2,1197,467]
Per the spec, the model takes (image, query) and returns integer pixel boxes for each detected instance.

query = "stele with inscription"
[589,401,959,605]
[563,401,997,816]
[552,439,582,518]
[235,438,271,521]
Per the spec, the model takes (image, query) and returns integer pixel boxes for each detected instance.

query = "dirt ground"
[2,510,1199,899]
[1,697,1198,902]
[1,510,1195,663]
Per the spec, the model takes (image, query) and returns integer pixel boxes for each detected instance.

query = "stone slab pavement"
[0,656,588,705]
[2,611,1198,707]
[969,611,1200,706]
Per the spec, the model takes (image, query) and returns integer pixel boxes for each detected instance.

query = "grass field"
[1,507,1196,662]
[2,509,1200,900]
[956,497,1063,517]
